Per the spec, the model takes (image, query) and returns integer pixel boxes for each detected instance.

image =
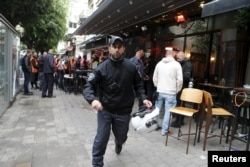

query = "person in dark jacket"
[83,35,152,167]
[22,49,33,95]
[38,51,47,91]
[130,46,146,112]
[41,49,56,98]
[171,51,192,127]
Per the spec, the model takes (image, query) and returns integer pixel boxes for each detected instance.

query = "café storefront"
[75,0,250,88]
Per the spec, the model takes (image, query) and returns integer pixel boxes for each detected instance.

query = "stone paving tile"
[16,162,32,167]
[0,88,248,167]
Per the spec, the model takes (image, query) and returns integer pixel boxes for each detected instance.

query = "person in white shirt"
[153,50,183,136]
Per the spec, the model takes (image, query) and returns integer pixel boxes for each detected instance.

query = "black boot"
[171,116,184,127]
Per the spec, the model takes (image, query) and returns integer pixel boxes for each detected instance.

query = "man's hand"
[143,99,152,110]
[91,100,103,111]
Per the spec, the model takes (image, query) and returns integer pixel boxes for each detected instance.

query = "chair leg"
[223,115,233,140]
[197,111,206,143]
[232,106,240,140]
[165,113,172,146]
[203,115,212,151]
[219,119,226,144]
[194,118,199,146]
[186,117,192,154]
[246,125,250,151]
[224,119,230,144]
[220,127,223,144]
[228,117,235,151]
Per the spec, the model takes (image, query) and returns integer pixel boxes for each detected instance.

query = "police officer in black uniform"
[83,35,152,167]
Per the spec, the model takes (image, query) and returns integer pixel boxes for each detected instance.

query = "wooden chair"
[165,88,203,154]
[198,90,235,151]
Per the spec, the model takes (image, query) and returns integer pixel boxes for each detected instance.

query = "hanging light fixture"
[175,14,186,23]
[141,26,147,31]
[165,47,173,51]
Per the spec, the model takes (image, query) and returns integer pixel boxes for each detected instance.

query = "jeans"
[57,70,64,88]
[23,72,31,93]
[156,92,177,135]
[92,110,130,167]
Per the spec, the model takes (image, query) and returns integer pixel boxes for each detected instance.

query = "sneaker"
[115,144,122,154]
[24,92,33,95]
[47,95,56,98]
[162,131,173,136]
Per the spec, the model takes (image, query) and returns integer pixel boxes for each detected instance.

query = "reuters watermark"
[208,151,249,167]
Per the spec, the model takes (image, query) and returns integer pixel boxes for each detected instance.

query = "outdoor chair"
[165,88,203,154]
[231,91,249,151]
[197,90,235,151]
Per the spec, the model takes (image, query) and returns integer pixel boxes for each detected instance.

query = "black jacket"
[22,55,31,73]
[83,57,147,115]
[180,59,192,88]
[43,53,55,73]
[38,55,44,72]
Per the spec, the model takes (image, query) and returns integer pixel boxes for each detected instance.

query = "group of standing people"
[53,53,107,90]
[83,35,193,167]
[22,49,56,98]
[22,49,41,95]
[21,48,108,98]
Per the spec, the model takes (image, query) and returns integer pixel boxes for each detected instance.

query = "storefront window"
[0,14,20,115]
[0,21,7,108]
[12,35,20,96]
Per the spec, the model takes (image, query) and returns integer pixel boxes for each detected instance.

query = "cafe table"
[198,83,233,108]
[63,74,74,93]
[74,69,91,94]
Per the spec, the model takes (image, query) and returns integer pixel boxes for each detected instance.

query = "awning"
[78,35,106,46]
[60,45,75,53]
[202,0,250,18]
[78,35,107,50]
[74,0,201,35]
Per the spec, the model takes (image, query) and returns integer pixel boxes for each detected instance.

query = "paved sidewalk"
[0,88,244,167]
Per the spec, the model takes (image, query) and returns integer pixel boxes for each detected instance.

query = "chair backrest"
[203,90,214,107]
[180,88,203,104]
[202,90,213,118]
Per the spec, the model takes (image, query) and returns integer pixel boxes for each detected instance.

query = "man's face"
[176,53,184,62]
[27,51,32,56]
[140,50,145,57]
[109,40,125,60]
